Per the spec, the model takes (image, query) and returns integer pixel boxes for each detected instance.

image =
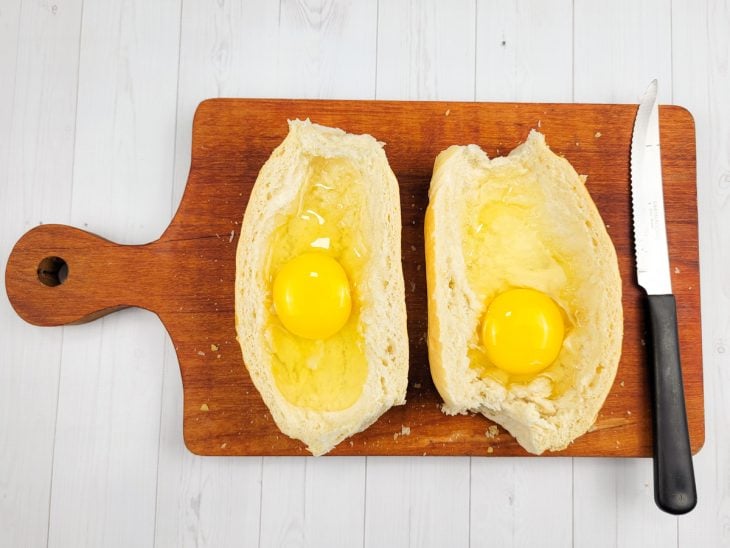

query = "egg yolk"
[481,288,565,376]
[272,252,352,340]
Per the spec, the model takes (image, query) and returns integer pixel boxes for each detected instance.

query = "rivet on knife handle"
[647,294,697,514]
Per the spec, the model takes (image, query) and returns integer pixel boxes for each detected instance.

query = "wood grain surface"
[5,98,703,457]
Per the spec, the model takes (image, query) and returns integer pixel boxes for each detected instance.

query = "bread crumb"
[229,230,235,243]
[211,344,219,352]
[197,350,205,356]
[410,245,417,252]
[485,425,499,439]
[575,141,580,147]
[393,432,399,440]
[537,120,542,128]
[410,281,416,293]
[445,109,450,116]
[217,354,221,359]
[594,131,602,138]
[487,447,494,454]
[200,403,209,412]
[627,410,632,416]
[414,382,422,389]
[640,338,646,346]
[674,267,681,274]
[221,442,227,449]
[349,440,354,447]
[416,264,422,271]
[401,425,411,436]
[620,381,625,387]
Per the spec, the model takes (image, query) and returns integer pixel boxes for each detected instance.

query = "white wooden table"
[1,1,727,546]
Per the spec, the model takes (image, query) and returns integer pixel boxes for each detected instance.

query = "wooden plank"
[163,2,379,545]
[302,458,367,546]
[376,0,476,101]
[5,99,703,460]
[260,1,377,543]
[472,3,574,543]
[471,458,573,547]
[155,342,263,547]
[0,0,20,138]
[364,458,412,548]
[154,1,278,544]
[258,457,306,546]
[0,1,81,546]
[475,0,572,101]
[365,457,470,548]
[676,0,730,544]
[171,0,281,207]
[371,3,474,544]
[574,0,673,104]
[276,0,377,100]
[616,460,681,547]
[45,1,180,547]
[572,0,680,543]
[49,317,166,548]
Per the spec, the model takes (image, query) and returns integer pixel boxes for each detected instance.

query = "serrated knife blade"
[631,80,672,294]
[631,80,697,515]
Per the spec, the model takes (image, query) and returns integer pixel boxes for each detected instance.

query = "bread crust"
[235,120,408,456]
[425,130,623,454]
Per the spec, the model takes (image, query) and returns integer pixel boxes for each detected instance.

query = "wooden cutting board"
[5,99,703,457]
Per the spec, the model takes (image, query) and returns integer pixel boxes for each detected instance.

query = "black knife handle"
[647,294,697,514]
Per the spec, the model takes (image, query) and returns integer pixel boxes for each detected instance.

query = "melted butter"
[462,171,579,397]
[266,156,369,411]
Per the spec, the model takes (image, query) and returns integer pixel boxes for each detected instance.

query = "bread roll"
[235,119,408,456]
[425,130,623,454]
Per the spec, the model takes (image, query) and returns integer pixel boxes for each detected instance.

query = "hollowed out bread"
[424,130,623,454]
[235,120,408,456]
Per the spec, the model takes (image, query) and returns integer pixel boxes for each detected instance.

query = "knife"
[631,79,697,514]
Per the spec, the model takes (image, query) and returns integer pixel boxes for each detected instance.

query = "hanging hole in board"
[37,256,68,287]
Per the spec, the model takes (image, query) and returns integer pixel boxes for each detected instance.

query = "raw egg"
[272,252,352,340]
[481,288,565,376]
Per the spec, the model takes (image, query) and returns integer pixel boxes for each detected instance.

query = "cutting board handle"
[5,224,160,326]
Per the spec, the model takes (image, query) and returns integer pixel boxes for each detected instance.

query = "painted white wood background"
[0,0,727,546]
